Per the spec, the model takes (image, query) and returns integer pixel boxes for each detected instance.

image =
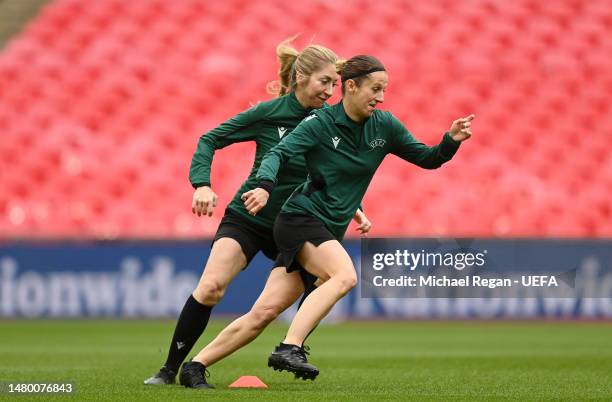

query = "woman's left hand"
[449,114,475,142]
[353,209,372,235]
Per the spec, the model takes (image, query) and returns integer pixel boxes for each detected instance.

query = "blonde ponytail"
[267,35,339,97]
[275,35,300,96]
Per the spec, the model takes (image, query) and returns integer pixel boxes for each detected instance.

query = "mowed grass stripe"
[0,320,610,401]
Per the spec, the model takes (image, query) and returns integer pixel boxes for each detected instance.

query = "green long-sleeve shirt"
[256,101,461,240]
[189,92,318,229]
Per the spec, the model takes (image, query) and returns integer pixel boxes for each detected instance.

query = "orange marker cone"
[228,375,268,388]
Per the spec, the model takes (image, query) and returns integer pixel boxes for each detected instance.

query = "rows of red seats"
[0,0,610,238]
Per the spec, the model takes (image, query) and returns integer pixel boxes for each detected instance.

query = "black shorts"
[213,208,278,264]
[213,208,312,279]
[273,212,336,273]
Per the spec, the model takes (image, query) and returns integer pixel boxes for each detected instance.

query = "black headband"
[341,67,386,82]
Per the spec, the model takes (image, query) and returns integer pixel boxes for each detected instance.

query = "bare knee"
[193,280,226,306]
[249,304,285,330]
[336,273,357,296]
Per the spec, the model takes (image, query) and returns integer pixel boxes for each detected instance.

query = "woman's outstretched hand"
[449,114,475,142]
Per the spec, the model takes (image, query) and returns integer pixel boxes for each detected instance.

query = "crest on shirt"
[332,136,341,149]
[277,126,287,138]
[369,139,386,149]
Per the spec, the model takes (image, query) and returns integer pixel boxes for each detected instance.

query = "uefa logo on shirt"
[369,139,386,149]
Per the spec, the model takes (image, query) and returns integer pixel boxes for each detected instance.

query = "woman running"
[144,39,371,388]
[243,54,474,380]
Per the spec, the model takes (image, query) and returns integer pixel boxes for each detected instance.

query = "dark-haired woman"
[243,55,474,379]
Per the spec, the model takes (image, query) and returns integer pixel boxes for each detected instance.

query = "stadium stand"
[0,0,610,238]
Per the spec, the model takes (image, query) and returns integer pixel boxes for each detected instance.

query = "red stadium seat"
[0,0,610,238]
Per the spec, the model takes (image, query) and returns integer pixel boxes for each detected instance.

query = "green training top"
[256,101,461,240]
[189,92,318,229]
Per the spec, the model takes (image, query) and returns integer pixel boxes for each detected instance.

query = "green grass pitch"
[1,320,611,401]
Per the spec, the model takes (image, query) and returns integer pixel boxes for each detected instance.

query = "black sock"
[163,295,213,373]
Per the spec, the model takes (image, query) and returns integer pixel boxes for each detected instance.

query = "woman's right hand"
[192,186,218,217]
[241,188,270,216]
